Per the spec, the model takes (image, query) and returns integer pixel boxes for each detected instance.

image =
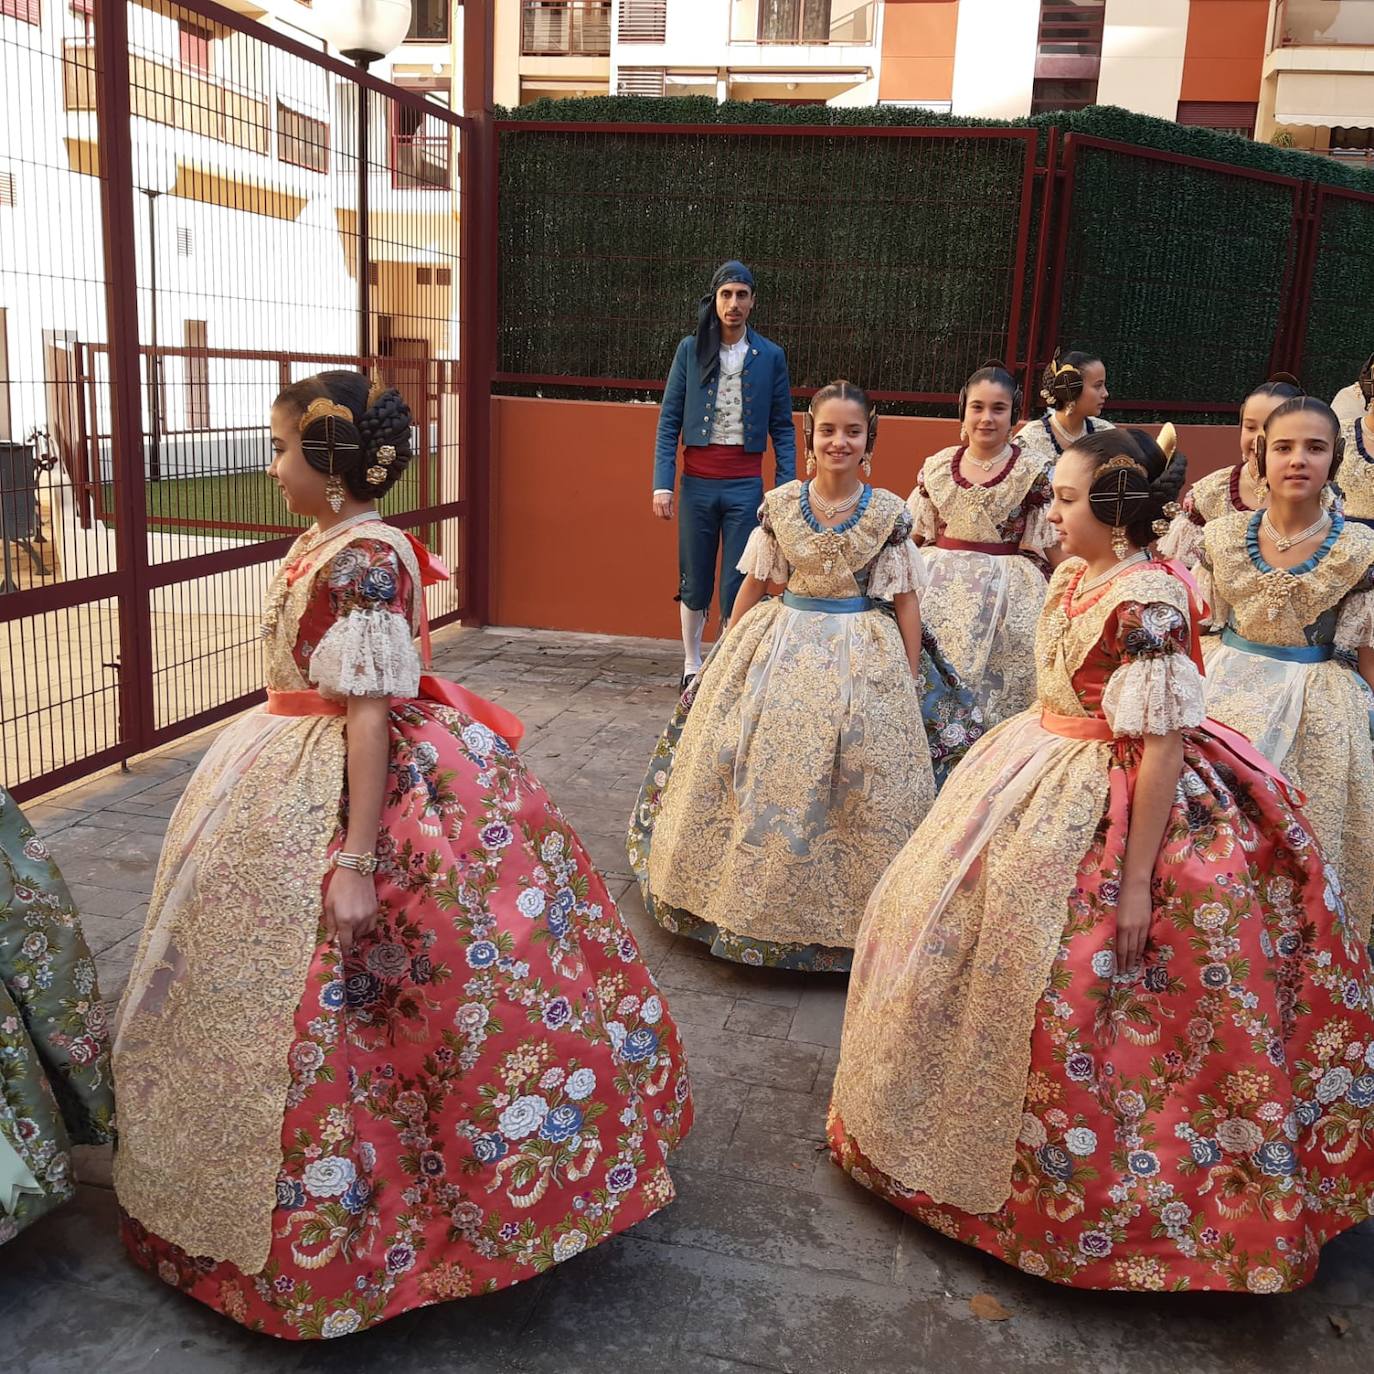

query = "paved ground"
[5,625,1374,1373]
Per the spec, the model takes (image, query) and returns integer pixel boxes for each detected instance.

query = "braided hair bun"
[1039,348,1101,410]
[275,369,415,499]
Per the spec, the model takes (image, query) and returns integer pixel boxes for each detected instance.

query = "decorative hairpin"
[366,444,397,487]
[1156,422,1178,460]
[1097,453,1147,479]
[299,397,355,437]
[366,377,387,409]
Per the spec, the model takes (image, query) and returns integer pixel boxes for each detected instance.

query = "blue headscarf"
[695,260,756,385]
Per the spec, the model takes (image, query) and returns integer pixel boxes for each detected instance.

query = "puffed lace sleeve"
[1100,600,1205,738]
[1192,542,1229,631]
[308,539,422,700]
[1335,565,1374,650]
[1156,493,1205,566]
[736,501,790,583]
[868,509,928,599]
[906,472,940,544]
[1020,469,1056,554]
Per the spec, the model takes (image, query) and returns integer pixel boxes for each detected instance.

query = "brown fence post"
[461,0,496,626]
[94,0,156,753]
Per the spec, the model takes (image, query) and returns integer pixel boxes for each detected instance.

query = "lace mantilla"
[916,446,1052,548]
[1202,511,1374,646]
[309,607,422,699]
[1101,651,1206,737]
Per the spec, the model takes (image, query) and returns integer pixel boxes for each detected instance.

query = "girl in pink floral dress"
[112,371,692,1339]
[829,425,1374,1293]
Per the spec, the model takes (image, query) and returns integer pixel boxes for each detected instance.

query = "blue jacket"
[652,328,796,492]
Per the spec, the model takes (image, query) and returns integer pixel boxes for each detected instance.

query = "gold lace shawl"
[114,518,421,1273]
[1202,511,1374,646]
[765,481,905,599]
[917,446,1043,543]
[1188,465,1244,523]
[837,559,1192,1214]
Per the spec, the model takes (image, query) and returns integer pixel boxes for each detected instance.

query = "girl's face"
[1240,392,1287,468]
[1049,449,1119,563]
[810,397,869,481]
[1262,409,1339,505]
[269,404,330,518]
[1071,361,1109,418]
[963,379,1014,451]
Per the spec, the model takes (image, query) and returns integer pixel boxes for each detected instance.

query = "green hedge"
[496,99,1374,416]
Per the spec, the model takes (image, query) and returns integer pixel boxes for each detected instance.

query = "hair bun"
[358,387,414,462]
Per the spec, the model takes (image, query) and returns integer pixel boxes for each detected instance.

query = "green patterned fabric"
[0,788,115,1244]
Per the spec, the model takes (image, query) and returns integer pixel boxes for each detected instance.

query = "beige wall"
[1097,0,1189,119]
[494,0,521,107]
[950,0,1038,118]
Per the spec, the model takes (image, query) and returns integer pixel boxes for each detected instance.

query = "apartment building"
[494,1,1373,161]
[0,0,461,449]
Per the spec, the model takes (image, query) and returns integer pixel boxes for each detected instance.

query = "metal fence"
[0,0,470,800]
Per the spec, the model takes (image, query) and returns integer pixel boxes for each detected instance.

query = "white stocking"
[680,604,706,676]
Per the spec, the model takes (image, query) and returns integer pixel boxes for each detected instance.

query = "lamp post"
[316,0,412,362]
[137,144,178,482]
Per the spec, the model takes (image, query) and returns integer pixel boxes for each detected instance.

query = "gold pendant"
[816,528,846,575]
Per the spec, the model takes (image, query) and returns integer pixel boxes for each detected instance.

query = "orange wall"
[1179,0,1269,102]
[490,396,1239,640]
[878,0,959,103]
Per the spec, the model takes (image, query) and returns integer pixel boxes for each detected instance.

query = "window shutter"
[618,0,666,43]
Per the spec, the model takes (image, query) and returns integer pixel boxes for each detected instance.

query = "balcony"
[730,0,875,46]
[392,131,451,190]
[1274,0,1374,48]
[521,1,611,57]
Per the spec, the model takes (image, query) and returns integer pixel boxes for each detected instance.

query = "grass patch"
[101,467,425,540]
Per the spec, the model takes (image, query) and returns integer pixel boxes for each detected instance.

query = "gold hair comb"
[366,377,387,409]
[1098,453,1147,479]
[1156,422,1178,460]
[299,398,354,435]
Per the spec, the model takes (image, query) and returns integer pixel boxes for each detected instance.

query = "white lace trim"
[1022,502,1056,555]
[868,540,927,600]
[1193,561,1228,631]
[907,486,940,543]
[736,525,790,583]
[1157,514,1204,567]
[1335,589,1374,651]
[1101,653,1206,738]
[309,607,422,700]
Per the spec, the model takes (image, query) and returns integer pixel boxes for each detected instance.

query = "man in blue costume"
[652,260,795,688]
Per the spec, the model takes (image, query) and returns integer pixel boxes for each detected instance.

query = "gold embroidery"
[646,484,936,951]
[113,520,423,1272]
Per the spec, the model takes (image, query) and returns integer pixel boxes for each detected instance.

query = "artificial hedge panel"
[1300,194,1374,402]
[497,98,1374,411]
[499,127,1033,397]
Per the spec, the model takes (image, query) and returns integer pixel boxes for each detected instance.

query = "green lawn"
[102,466,425,540]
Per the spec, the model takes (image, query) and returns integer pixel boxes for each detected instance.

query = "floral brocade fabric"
[908,445,1054,727]
[0,787,114,1245]
[830,558,1374,1293]
[638,484,954,964]
[114,522,692,1339]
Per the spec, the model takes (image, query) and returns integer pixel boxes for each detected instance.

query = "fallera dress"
[829,556,1374,1293]
[112,513,692,1339]
[1014,413,1114,475]
[1338,414,1374,526]
[908,443,1055,728]
[628,481,982,972]
[0,787,114,1245]
[1198,509,1374,944]
[1157,464,1261,571]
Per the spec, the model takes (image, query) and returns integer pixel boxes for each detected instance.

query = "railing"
[1275,0,1374,47]
[521,1,611,57]
[735,0,875,46]
[392,130,451,189]
[62,40,272,156]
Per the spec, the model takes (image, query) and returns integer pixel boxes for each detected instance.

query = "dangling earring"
[1111,526,1131,560]
[959,424,968,444]
[861,455,872,479]
[806,454,816,478]
[326,470,346,514]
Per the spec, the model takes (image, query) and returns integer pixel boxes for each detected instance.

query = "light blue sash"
[781,592,875,614]
[1220,626,1334,664]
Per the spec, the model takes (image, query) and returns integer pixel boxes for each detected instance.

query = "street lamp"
[136,143,178,483]
[316,0,412,361]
